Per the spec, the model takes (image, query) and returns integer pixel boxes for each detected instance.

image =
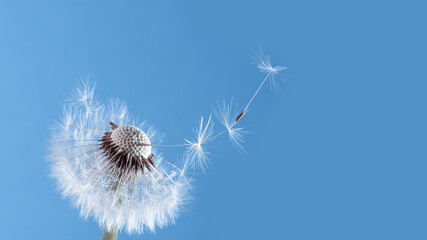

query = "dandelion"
[48,82,191,238]
[48,50,287,239]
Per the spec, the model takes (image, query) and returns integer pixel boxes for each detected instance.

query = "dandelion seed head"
[49,82,191,234]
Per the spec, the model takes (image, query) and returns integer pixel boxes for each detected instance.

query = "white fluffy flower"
[48,82,191,235]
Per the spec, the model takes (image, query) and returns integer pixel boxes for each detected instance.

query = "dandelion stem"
[101,227,117,240]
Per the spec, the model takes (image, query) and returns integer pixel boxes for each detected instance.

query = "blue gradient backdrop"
[0,1,426,239]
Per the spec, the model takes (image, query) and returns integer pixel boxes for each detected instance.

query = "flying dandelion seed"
[184,115,214,172]
[214,99,246,153]
[234,50,287,123]
[48,50,286,239]
[49,82,191,237]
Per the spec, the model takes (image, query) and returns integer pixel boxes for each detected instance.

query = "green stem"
[101,228,117,240]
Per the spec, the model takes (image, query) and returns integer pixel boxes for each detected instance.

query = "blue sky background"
[0,1,426,239]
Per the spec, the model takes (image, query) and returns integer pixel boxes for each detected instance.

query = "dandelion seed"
[214,100,246,153]
[48,83,191,236]
[235,49,287,123]
[235,111,245,122]
[184,115,214,172]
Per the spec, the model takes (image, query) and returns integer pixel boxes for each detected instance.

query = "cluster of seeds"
[111,125,152,159]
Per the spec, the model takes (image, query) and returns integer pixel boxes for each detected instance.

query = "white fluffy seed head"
[111,125,152,159]
[49,82,191,235]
